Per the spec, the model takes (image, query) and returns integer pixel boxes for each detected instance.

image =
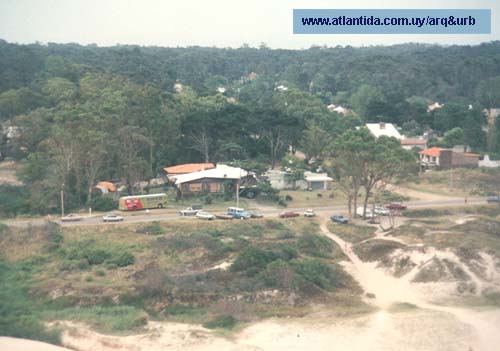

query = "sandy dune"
[0,337,73,351]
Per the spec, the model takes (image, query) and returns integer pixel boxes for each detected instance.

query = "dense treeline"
[0,39,500,213]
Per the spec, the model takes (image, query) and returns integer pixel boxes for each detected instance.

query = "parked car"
[102,213,124,222]
[279,211,300,218]
[179,207,200,216]
[330,215,348,224]
[374,206,390,216]
[227,207,252,219]
[61,213,83,222]
[304,209,316,217]
[356,207,376,219]
[215,214,234,220]
[486,196,500,203]
[249,212,264,218]
[196,211,215,220]
[385,203,407,211]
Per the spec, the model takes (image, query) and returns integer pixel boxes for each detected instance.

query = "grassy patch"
[44,306,148,333]
[202,315,238,330]
[327,222,376,243]
[353,240,405,262]
[0,258,61,344]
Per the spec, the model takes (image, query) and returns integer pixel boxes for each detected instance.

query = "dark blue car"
[487,196,500,203]
[330,215,348,224]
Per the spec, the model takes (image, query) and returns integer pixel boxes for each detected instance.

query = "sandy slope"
[0,337,73,351]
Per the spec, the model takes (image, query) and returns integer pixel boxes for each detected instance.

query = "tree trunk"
[362,192,370,219]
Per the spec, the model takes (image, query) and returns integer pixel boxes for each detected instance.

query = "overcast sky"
[0,0,497,48]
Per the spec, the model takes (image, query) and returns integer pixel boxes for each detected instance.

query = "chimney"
[379,122,386,130]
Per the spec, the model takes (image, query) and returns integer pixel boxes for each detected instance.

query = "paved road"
[2,196,488,228]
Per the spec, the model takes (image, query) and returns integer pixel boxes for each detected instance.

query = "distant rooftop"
[365,122,403,140]
[164,163,215,175]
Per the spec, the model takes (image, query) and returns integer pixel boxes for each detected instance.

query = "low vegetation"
[352,240,405,262]
[0,218,365,340]
[327,222,376,243]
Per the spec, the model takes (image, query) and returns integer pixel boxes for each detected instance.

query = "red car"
[279,211,300,218]
[385,203,407,211]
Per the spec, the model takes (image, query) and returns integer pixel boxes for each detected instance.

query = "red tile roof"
[418,147,442,157]
[164,163,215,174]
[96,181,116,192]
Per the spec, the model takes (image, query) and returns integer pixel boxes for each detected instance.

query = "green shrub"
[45,223,64,252]
[230,246,276,276]
[285,194,293,201]
[204,195,213,205]
[136,222,165,235]
[274,244,299,261]
[111,251,135,267]
[403,208,444,218]
[85,275,93,282]
[297,233,333,258]
[45,306,148,332]
[259,259,300,290]
[277,230,295,239]
[203,315,237,329]
[292,259,344,291]
[105,263,118,270]
[95,269,106,277]
[86,249,112,265]
[277,197,287,207]
[88,195,116,212]
[77,259,90,270]
[265,220,285,230]
[0,259,61,344]
[0,185,31,217]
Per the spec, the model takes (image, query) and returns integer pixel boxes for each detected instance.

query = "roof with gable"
[419,147,442,157]
[401,138,427,146]
[164,163,215,174]
[365,122,403,140]
[174,164,247,185]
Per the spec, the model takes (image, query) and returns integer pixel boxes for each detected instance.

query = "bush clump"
[291,259,344,291]
[297,233,333,258]
[230,246,276,276]
[202,315,237,329]
[259,259,300,291]
[88,194,117,212]
[136,221,165,235]
[111,251,135,267]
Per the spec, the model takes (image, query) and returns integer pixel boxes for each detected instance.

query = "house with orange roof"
[419,147,479,170]
[164,163,215,182]
[164,163,215,175]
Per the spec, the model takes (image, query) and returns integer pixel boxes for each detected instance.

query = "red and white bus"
[118,193,168,211]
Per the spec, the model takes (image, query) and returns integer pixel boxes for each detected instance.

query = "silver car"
[196,211,215,220]
[102,213,124,222]
[61,213,83,222]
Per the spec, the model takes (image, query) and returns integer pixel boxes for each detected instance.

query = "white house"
[303,171,333,190]
[327,104,351,116]
[479,155,500,168]
[365,122,403,140]
[174,164,248,194]
[265,170,332,190]
[427,102,443,112]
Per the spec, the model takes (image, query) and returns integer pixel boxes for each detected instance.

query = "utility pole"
[236,179,240,208]
[236,167,241,208]
[60,182,65,217]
